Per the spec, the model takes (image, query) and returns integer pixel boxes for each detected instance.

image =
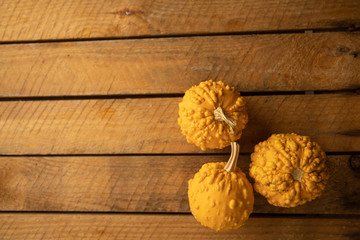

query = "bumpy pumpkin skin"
[178,80,248,150]
[249,133,329,208]
[188,162,254,231]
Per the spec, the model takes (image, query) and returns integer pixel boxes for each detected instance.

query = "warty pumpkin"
[188,142,254,231]
[249,133,329,208]
[178,80,248,150]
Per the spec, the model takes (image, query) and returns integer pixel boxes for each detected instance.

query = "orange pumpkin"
[178,80,248,150]
[250,133,329,207]
[188,142,254,231]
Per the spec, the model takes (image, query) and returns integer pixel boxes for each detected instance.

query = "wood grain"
[0,213,359,240]
[1,0,360,41]
[1,33,360,97]
[0,94,359,154]
[0,155,358,214]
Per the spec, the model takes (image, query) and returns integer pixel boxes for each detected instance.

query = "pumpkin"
[188,142,254,231]
[249,133,329,208]
[178,80,248,150]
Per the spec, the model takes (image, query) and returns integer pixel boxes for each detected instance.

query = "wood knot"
[349,155,360,172]
[332,46,353,57]
[109,8,141,18]
[335,46,350,56]
[337,46,350,53]
[350,51,359,59]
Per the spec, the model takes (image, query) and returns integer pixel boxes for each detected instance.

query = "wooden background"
[0,0,360,239]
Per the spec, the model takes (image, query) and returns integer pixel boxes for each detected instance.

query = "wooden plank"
[1,0,360,41]
[0,155,358,214]
[0,33,360,97]
[0,213,359,240]
[0,94,359,154]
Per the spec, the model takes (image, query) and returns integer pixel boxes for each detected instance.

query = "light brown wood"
[0,155,358,214]
[2,1,358,236]
[0,94,359,154]
[0,213,359,240]
[1,0,360,41]
[0,33,359,97]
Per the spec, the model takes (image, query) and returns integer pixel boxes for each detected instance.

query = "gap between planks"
[0,28,357,45]
[0,89,358,102]
[0,211,360,219]
[1,152,360,157]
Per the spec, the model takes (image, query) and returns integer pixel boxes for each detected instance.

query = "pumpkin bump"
[178,80,248,150]
[250,133,330,208]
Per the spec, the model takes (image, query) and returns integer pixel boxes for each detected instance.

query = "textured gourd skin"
[178,80,248,150]
[188,162,254,231]
[250,133,329,208]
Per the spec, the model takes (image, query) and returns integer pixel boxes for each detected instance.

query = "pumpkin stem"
[214,106,236,134]
[292,168,303,182]
[224,142,240,172]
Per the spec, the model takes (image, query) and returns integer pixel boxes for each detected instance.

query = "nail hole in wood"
[349,155,360,172]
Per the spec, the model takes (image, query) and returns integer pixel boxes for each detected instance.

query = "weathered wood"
[1,0,360,41]
[0,94,359,154]
[0,155,358,214]
[1,33,360,97]
[0,213,359,240]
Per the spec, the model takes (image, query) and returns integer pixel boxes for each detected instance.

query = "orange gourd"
[188,142,254,231]
[178,80,248,150]
[249,133,329,208]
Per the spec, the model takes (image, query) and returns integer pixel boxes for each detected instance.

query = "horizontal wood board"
[2,1,360,239]
[1,0,360,41]
[1,33,360,97]
[0,94,359,154]
[0,155,358,214]
[0,213,359,240]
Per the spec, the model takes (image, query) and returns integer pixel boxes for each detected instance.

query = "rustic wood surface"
[1,32,359,97]
[1,0,359,42]
[1,1,360,239]
[0,155,358,214]
[0,213,359,240]
[0,94,359,154]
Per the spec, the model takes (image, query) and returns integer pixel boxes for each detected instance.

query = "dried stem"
[292,168,303,182]
[214,106,236,134]
[224,142,240,172]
